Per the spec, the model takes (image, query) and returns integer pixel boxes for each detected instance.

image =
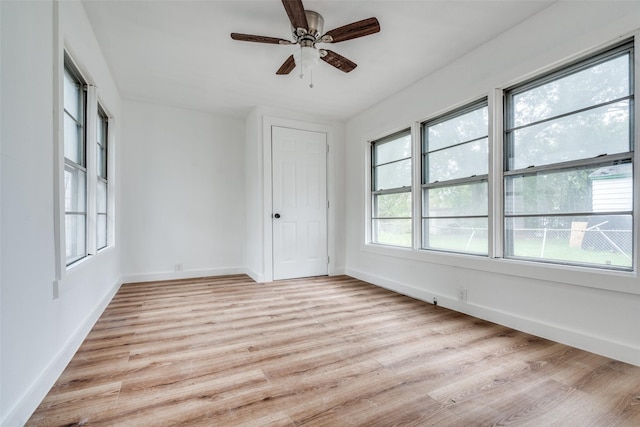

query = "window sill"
[56,245,115,298]
[66,254,92,272]
[361,242,639,295]
[65,245,114,271]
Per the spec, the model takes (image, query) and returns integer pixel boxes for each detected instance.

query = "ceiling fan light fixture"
[294,46,320,70]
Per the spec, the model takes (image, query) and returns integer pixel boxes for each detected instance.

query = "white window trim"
[411,121,422,250]
[488,89,504,259]
[106,115,116,251]
[95,100,114,253]
[86,85,98,256]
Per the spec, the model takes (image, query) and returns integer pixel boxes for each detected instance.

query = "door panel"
[272,126,328,280]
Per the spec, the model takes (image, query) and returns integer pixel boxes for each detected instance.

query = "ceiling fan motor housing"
[294,10,324,47]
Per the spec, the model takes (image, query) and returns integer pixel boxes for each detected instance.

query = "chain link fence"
[431,220,632,267]
[511,222,632,264]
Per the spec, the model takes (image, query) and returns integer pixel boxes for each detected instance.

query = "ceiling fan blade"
[281,0,308,31]
[322,17,380,43]
[231,33,292,45]
[276,55,296,75]
[321,50,357,73]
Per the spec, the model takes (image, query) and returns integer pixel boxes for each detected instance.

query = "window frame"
[370,128,413,247]
[503,40,634,271]
[421,99,490,255]
[63,54,88,266]
[58,50,115,275]
[96,104,109,251]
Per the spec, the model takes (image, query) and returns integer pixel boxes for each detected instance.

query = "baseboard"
[345,268,640,367]
[244,268,265,283]
[2,278,122,427]
[120,267,248,284]
[243,269,344,284]
[345,267,455,306]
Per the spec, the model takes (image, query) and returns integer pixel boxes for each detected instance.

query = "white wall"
[345,1,640,366]
[120,100,245,282]
[1,1,122,425]
[244,108,262,280]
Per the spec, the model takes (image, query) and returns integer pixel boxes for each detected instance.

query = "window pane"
[505,163,632,215]
[505,215,632,268]
[97,214,107,249]
[427,106,488,151]
[65,213,86,263]
[64,113,82,164]
[64,165,86,213]
[374,134,411,165]
[423,218,488,254]
[97,180,107,213]
[97,116,105,145]
[97,146,107,179]
[513,54,630,127]
[424,182,487,217]
[63,69,80,119]
[427,138,487,182]
[374,158,411,190]
[372,218,411,247]
[374,192,411,218]
[510,101,629,169]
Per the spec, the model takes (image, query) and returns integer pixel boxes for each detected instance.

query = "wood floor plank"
[27,274,640,426]
[26,382,122,427]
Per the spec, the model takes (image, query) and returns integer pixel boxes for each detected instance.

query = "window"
[371,130,412,247]
[422,100,489,254]
[365,38,635,275]
[96,105,108,250]
[504,41,634,269]
[64,55,87,265]
[61,52,113,269]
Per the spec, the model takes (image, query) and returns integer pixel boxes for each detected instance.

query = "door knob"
[274,213,281,219]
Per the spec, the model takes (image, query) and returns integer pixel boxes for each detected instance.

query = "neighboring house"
[590,163,633,212]
[582,163,633,254]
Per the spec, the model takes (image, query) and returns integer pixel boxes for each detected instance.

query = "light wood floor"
[28,275,640,426]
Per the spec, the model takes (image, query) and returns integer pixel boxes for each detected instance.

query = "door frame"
[263,116,335,282]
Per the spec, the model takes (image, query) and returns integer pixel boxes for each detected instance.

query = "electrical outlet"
[458,288,467,302]
[175,263,183,272]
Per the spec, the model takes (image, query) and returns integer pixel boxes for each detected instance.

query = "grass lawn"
[511,238,631,268]
[376,233,631,268]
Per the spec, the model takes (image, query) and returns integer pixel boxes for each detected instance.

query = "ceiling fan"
[230,0,380,77]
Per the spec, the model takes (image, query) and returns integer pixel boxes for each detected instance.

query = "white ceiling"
[82,0,554,121]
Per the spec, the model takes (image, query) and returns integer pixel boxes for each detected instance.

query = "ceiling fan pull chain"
[309,69,314,89]
[299,45,305,79]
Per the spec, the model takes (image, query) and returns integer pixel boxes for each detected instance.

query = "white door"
[272,126,328,280]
